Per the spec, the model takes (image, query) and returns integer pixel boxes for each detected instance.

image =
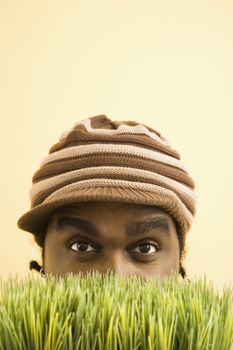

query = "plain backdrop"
[0,0,232,290]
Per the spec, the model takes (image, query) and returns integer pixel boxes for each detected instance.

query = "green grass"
[0,272,232,350]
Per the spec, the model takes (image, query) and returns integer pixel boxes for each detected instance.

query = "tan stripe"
[30,166,196,206]
[33,155,195,189]
[50,124,181,160]
[43,179,193,225]
[40,144,188,172]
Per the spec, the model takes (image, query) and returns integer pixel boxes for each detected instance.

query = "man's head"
[44,201,180,279]
[17,115,196,279]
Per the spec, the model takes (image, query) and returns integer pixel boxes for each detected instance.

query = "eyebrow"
[56,215,171,238]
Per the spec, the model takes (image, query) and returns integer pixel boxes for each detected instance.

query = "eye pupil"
[77,242,88,251]
[139,243,151,253]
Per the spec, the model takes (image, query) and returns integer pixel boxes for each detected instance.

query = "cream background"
[0,0,232,290]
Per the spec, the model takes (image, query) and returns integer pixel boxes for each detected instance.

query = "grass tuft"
[0,272,232,350]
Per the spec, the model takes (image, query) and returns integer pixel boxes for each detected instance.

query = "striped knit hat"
[17,115,196,244]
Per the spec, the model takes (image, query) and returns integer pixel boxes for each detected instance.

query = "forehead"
[46,201,178,241]
[49,202,175,230]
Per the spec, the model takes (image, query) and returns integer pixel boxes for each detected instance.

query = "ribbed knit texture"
[17,115,196,241]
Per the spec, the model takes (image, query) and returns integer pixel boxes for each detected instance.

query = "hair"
[29,210,189,279]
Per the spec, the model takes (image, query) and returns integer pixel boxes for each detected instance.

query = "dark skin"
[44,201,180,280]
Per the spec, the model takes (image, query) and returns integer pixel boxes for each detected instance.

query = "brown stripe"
[33,155,195,189]
[49,124,181,160]
[89,115,163,138]
[31,171,196,215]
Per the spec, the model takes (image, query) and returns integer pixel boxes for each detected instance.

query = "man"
[17,115,196,279]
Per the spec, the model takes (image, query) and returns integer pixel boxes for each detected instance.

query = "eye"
[68,238,160,255]
[131,241,160,255]
[69,240,96,253]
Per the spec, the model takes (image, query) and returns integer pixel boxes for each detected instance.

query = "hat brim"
[17,186,187,237]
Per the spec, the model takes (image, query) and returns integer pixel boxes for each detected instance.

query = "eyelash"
[68,237,160,255]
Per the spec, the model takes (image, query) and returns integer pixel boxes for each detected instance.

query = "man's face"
[44,201,180,279]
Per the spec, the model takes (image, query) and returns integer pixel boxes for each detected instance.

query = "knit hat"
[17,115,196,244]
